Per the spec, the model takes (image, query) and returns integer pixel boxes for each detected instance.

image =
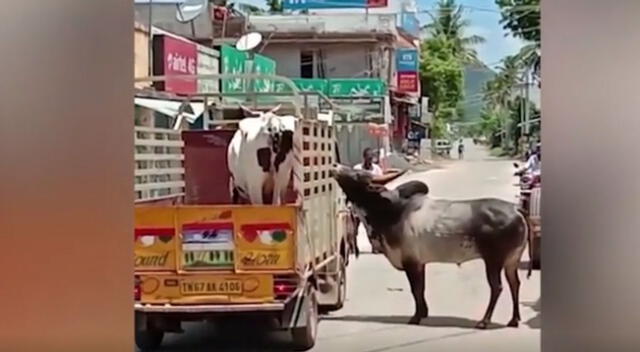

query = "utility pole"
[148,0,153,76]
[524,68,531,136]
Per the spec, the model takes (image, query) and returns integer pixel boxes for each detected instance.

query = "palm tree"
[422,0,486,65]
[514,43,540,86]
[482,55,521,149]
[266,0,283,12]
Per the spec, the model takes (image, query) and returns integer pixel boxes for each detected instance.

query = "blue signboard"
[396,49,418,72]
[399,11,420,38]
[283,0,368,10]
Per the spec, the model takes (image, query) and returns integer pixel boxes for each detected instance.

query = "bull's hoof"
[475,321,490,330]
[507,319,519,328]
[408,316,422,325]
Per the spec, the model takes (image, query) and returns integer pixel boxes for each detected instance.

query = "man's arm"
[371,169,408,185]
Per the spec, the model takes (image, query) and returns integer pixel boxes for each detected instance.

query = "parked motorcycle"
[513,163,541,270]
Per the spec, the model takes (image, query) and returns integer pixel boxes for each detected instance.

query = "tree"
[422,0,486,65]
[495,0,539,43]
[266,0,283,12]
[495,0,540,81]
[420,35,464,139]
[481,55,521,150]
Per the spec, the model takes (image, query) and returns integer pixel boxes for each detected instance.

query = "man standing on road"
[458,140,465,160]
[349,147,407,255]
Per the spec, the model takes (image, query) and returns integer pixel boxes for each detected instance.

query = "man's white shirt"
[354,163,383,176]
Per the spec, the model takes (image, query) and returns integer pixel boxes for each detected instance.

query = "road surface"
[147,139,541,352]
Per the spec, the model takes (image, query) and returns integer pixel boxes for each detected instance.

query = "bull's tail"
[517,208,534,279]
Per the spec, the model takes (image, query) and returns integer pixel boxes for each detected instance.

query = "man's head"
[362,147,375,165]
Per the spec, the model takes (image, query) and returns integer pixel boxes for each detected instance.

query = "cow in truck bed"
[227,105,297,205]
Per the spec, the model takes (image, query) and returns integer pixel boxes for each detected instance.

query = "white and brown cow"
[332,165,532,329]
[227,105,297,205]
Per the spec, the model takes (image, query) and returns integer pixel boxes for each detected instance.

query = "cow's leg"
[476,259,503,329]
[247,182,264,205]
[231,188,239,204]
[403,260,428,324]
[351,214,360,258]
[504,246,526,327]
[504,260,521,327]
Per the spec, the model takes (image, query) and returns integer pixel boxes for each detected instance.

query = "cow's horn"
[269,104,282,114]
[239,104,257,116]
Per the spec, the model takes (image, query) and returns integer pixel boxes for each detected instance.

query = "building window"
[300,51,314,78]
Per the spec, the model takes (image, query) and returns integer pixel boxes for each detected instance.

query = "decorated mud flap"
[289,283,319,351]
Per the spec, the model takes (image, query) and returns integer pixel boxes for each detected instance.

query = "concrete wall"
[134,24,150,88]
[260,43,385,79]
[335,124,380,166]
[261,45,302,77]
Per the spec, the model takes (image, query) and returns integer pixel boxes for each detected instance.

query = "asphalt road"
[146,139,540,352]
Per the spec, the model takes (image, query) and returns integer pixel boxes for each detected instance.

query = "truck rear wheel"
[323,260,346,312]
[135,313,164,351]
[291,286,318,351]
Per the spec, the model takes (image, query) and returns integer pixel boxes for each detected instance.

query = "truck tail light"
[274,274,298,300]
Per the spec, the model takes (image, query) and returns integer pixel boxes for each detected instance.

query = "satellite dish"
[176,0,207,23]
[236,32,263,52]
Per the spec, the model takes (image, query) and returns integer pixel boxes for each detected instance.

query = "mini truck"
[134,74,351,351]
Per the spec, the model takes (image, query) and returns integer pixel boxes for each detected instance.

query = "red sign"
[368,123,388,137]
[367,0,388,7]
[397,72,418,93]
[153,34,198,95]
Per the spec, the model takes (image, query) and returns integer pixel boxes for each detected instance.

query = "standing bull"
[332,165,532,329]
[227,105,297,205]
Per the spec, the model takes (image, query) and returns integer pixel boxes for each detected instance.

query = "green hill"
[461,64,496,122]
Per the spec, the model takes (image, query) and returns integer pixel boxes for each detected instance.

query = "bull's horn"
[239,104,258,116]
[269,104,282,114]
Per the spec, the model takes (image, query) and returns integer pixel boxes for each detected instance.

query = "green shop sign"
[274,78,328,94]
[274,78,386,98]
[221,44,278,93]
[221,45,247,93]
[327,79,386,97]
[253,54,277,93]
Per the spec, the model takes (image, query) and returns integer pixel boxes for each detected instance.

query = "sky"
[417,0,526,68]
[136,0,527,69]
[236,0,528,68]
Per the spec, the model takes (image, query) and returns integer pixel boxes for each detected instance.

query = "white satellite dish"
[176,0,208,23]
[236,32,263,52]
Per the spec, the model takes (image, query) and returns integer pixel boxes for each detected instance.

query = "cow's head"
[240,104,297,171]
[331,164,400,215]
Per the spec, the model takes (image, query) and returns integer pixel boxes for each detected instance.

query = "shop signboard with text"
[283,0,387,10]
[152,34,198,95]
[396,49,418,72]
[397,72,419,92]
[197,46,220,94]
[395,47,419,93]
[327,79,386,97]
[221,44,247,94]
[253,54,277,92]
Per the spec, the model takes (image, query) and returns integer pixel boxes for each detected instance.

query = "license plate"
[180,279,242,295]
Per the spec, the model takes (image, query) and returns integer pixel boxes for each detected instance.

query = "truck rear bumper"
[135,302,285,313]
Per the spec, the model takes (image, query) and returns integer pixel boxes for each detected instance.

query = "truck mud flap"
[282,289,311,329]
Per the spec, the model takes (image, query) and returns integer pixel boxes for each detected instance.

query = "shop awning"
[134,97,205,123]
[390,90,420,105]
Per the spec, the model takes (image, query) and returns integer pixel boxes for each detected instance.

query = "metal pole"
[203,95,209,130]
[524,68,531,135]
[208,2,216,47]
[148,0,153,76]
